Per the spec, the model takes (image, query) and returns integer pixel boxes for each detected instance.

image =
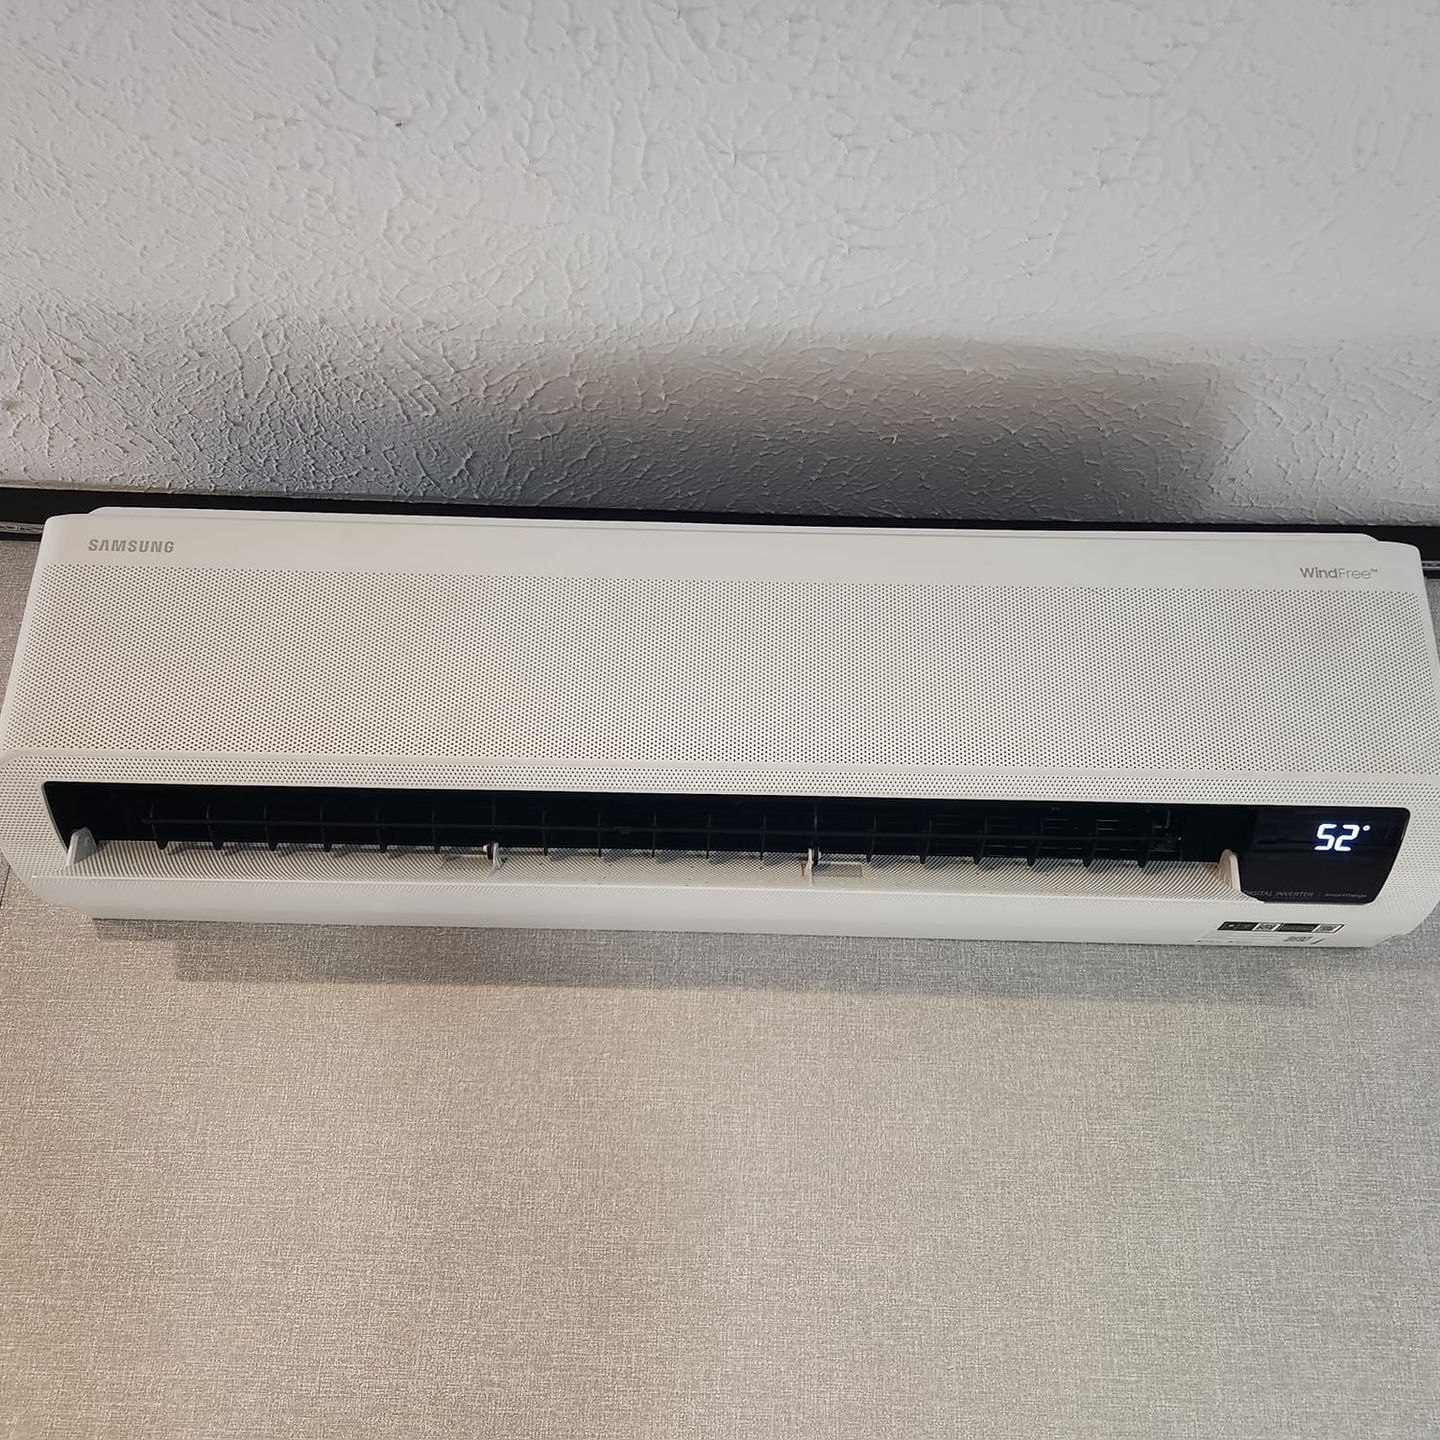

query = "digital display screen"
[1248,809,1405,854]
[1239,807,1409,904]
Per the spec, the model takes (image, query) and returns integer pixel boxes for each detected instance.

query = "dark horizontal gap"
[2,484,1436,568]
[45,782,1251,869]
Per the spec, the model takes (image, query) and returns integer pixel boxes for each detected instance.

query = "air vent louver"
[45,783,1227,869]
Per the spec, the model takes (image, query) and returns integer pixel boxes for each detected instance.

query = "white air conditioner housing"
[2,508,1438,949]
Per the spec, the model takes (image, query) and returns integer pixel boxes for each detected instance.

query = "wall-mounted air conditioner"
[2,509,1437,948]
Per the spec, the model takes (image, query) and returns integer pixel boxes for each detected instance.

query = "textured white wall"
[2,1,1438,521]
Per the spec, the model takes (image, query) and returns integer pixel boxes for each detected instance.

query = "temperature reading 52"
[1315,822,1371,853]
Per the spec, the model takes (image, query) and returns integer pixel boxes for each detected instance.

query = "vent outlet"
[47,783,1236,868]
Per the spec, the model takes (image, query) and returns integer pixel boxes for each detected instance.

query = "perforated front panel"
[6,564,1439,775]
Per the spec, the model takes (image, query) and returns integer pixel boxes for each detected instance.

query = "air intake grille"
[10,567,1440,775]
[45,784,1233,869]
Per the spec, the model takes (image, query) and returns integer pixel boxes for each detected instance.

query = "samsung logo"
[1299,566,1377,579]
[87,538,175,553]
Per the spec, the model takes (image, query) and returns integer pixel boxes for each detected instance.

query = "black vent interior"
[45,783,1239,869]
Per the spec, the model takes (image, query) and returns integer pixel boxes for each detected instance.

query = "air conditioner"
[2,508,1438,949]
